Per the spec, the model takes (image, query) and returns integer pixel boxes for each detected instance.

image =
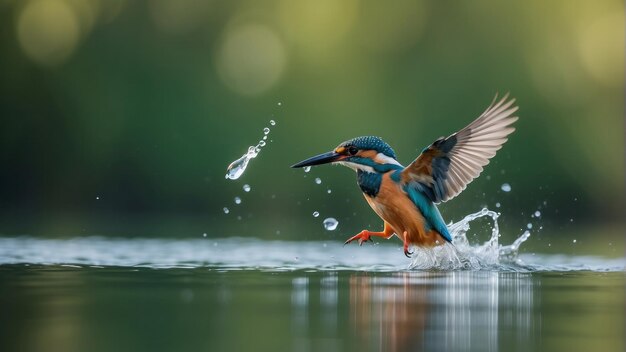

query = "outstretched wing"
[401,94,518,203]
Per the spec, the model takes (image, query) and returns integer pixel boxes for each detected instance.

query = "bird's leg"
[403,231,414,258]
[344,223,395,246]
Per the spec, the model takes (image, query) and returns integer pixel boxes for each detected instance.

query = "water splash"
[409,208,531,270]
[323,218,338,231]
[225,121,275,180]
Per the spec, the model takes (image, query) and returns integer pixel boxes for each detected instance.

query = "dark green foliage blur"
[0,0,623,241]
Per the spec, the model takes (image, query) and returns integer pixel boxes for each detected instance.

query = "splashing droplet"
[315,177,322,185]
[312,211,319,218]
[303,166,311,173]
[327,189,332,194]
[225,121,275,180]
[234,197,242,205]
[323,217,338,231]
[223,207,230,214]
[495,202,501,208]
[203,233,207,238]
[573,239,577,243]
[501,183,511,192]
[534,210,541,217]
[243,184,251,192]
[527,223,533,229]
[277,102,282,106]
[96,196,100,200]
[225,155,249,180]
[270,119,276,126]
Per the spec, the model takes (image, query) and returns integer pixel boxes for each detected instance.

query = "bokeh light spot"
[279,0,358,57]
[578,12,624,87]
[216,24,286,96]
[17,0,81,67]
[149,0,212,35]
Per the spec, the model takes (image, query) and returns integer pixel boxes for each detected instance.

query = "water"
[0,260,623,352]
[323,218,339,231]
[0,213,623,352]
[225,121,275,180]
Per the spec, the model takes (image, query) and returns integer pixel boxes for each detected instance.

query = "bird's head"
[291,136,402,173]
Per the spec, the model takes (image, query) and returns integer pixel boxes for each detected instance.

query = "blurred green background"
[0,0,623,249]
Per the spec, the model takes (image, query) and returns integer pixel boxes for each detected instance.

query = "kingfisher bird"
[292,95,518,257]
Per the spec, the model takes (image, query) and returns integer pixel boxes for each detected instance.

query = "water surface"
[0,237,623,352]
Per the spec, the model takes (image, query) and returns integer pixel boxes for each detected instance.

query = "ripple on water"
[0,234,622,272]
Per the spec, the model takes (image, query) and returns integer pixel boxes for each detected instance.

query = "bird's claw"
[403,240,413,258]
[344,231,372,246]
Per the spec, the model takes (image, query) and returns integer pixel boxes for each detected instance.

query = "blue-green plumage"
[404,185,452,242]
[357,170,381,197]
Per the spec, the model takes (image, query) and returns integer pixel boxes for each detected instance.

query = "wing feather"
[401,94,518,203]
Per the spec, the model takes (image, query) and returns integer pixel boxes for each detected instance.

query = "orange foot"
[403,231,413,258]
[344,230,374,246]
[345,224,396,247]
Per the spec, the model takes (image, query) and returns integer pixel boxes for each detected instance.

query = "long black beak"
[291,151,341,168]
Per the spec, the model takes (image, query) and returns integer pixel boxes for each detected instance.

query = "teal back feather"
[404,185,452,242]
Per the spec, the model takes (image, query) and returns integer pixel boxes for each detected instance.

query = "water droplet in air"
[263,135,267,140]
[501,183,511,192]
[315,177,322,184]
[572,239,577,243]
[495,202,501,208]
[270,120,276,126]
[243,184,251,192]
[527,223,533,229]
[223,207,230,214]
[263,127,270,135]
[313,211,319,217]
[277,102,282,106]
[225,155,250,180]
[327,189,332,194]
[96,196,100,200]
[323,217,338,231]
[203,233,207,238]
[234,197,242,205]
[258,140,266,147]
[303,166,311,173]
[534,210,541,217]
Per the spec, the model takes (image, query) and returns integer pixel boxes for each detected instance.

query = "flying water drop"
[327,189,332,194]
[243,184,251,192]
[495,202,501,208]
[225,120,275,180]
[270,120,276,126]
[223,207,230,214]
[501,183,512,192]
[315,178,322,185]
[312,211,319,218]
[234,197,242,205]
[534,210,541,217]
[303,166,311,173]
[323,217,338,231]
[527,223,533,229]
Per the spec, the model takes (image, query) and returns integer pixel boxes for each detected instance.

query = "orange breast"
[364,173,445,247]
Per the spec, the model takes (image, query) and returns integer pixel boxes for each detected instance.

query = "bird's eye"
[348,146,358,155]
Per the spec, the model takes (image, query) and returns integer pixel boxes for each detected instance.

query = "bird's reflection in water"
[349,272,535,352]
